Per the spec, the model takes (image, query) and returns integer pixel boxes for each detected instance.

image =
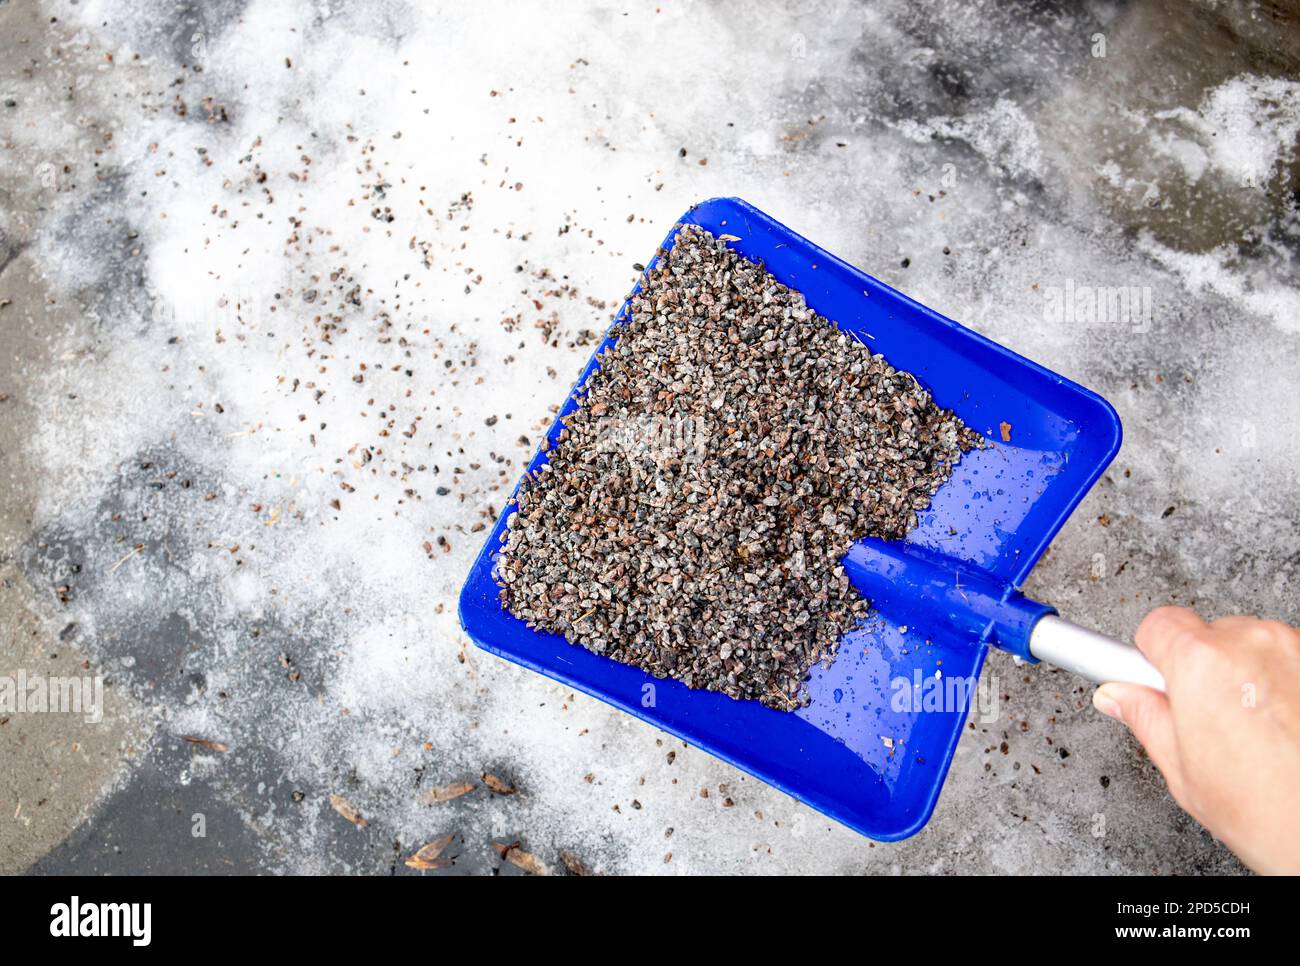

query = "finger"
[1093,682,1187,803]
[1209,616,1297,655]
[1135,606,1210,673]
[1208,615,1261,637]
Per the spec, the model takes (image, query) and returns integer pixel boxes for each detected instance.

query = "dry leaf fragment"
[504,845,547,875]
[405,833,455,869]
[405,854,450,871]
[423,781,476,803]
[559,849,594,876]
[178,735,228,753]
[999,421,1012,442]
[329,793,369,828]
[481,772,516,795]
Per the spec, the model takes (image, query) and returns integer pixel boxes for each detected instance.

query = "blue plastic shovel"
[459,198,1162,841]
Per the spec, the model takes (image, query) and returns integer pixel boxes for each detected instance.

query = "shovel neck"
[842,538,1055,661]
[981,587,1056,661]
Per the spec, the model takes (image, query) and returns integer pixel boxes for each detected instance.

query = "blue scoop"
[459,197,1158,840]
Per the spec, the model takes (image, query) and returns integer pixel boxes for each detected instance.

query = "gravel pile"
[496,225,980,709]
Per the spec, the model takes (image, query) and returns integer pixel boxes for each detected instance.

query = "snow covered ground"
[1,0,1295,873]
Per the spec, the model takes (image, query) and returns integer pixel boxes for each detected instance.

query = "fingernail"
[1093,686,1123,722]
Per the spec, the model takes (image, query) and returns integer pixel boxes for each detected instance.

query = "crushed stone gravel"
[497,225,980,708]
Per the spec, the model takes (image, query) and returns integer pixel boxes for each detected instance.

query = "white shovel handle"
[1028,615,1166,693]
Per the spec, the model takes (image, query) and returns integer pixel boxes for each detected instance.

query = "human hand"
[1092,606,1300,875]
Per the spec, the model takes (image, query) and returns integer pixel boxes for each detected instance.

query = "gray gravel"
[497,226,979,708]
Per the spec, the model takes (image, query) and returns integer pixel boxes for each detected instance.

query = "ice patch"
[1154,74,1300,190]
[893,99,1045,181]
[1139,235,1300,336]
